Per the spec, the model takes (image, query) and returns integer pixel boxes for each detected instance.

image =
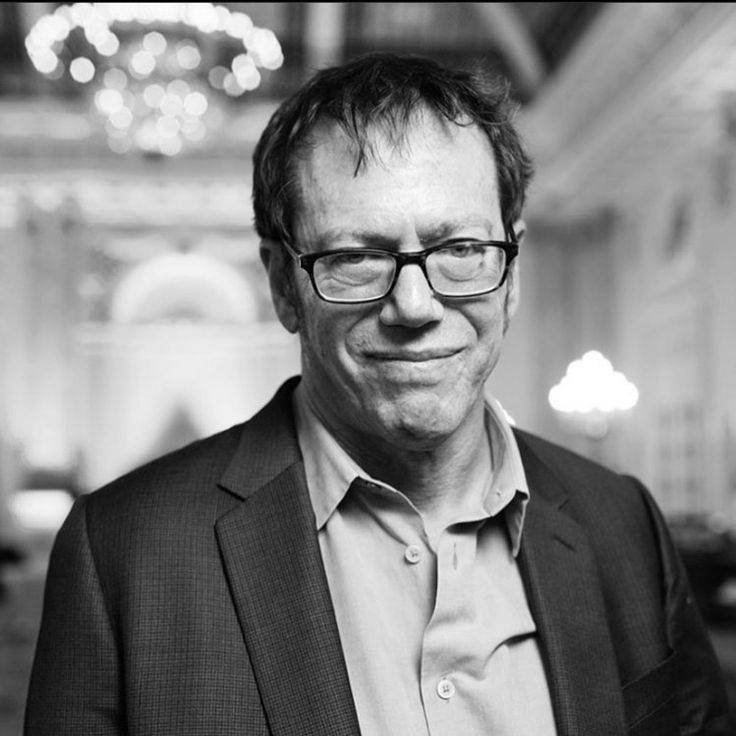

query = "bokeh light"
[25,2,284,156]
[548,350,639,414]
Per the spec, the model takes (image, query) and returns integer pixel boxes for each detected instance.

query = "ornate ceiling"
[0,3,603,100]
[3,3,735,223]
[522,3,736,216]
[0,2,603,162]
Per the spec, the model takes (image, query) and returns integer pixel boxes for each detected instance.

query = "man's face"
[268,115,519,454]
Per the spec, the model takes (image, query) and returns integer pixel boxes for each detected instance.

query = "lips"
[365,348,461,362]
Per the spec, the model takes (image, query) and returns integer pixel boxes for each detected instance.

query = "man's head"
[254,52,533,458]
[253,51,532,255]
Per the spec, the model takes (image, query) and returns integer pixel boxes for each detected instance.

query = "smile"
[366,349,461,362]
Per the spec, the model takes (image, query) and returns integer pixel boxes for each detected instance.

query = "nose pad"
[379,263,443,327]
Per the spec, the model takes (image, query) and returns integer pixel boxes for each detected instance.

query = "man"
[26,53,732,735]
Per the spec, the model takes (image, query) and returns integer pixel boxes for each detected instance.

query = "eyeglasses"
[281,238,519,304]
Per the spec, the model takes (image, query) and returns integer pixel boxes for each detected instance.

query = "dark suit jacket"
[25,378,733,735]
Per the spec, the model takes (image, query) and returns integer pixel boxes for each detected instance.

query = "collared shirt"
[293,385,557,736]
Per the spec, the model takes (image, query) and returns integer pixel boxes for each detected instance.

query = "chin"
[371,393,465,445]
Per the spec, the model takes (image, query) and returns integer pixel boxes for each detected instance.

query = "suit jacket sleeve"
[632,477,734,735]
[25,495,123,735]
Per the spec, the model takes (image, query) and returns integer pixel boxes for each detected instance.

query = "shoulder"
[513,428,664,546]
[75,424,246,553]
[83,378,301,525]
[76,378,300,550]
[513,427,641,498]
[89,423,243,509]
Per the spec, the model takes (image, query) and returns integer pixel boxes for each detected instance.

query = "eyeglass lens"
[312,244,507,301]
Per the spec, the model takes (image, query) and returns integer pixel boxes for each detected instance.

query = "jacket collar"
[217,376,304,501]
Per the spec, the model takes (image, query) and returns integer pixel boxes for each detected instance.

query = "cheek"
[299,302,364,371]
[464,302,508,366]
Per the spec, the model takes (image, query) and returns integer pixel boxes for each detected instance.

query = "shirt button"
[437,677,455,700]
[404,545,422,564]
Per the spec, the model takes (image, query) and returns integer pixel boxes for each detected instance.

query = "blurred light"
[70,56,95,82]
[182,119,206,141]
[35,49,59,74]
[226,12,253,39]
[103,67,127,89]
[176,40,201,70]
[160,92,183,117]
[95,87,123,113]
[214,5,231,32]
[10,490,74,532]
[186,3,218,33]
[96,33,120,56]
[46,60,65,80]
[238,66,261,92]
[143,83,165,108]
[82,15,108,45]
[184,91,207,116]
[548,350,639,415]
[130,49,156,77]
[232,53,254,75]
[69,3,94,27]
[109,106,133,130]
[159,136,183,156]
[232,53,260,90]
[143,31,167,55]
[156,115,180,138]
[208,65,228,89]
[167,79,190,97]
[223,72,244,97]
[25,2,284,156]
[247,28,284,70]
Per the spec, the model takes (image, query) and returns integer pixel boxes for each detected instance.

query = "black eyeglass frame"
[280,237,519,304]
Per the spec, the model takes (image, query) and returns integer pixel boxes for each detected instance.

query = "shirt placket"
[420,524,480,735]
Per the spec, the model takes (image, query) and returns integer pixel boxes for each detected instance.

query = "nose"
[378,263,443,328]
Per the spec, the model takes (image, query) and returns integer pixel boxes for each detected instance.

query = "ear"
[505,218,525,319]
[511,218,526,244]
[260,239,300,333]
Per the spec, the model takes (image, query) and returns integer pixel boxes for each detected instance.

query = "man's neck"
[313,396,492,529]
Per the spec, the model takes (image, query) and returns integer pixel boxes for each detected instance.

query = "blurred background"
[2,2,736,732]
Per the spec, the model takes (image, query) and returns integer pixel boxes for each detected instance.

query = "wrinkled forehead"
[297,106,485,176]
[289,108,503,248]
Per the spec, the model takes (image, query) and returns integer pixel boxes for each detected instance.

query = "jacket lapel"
[516,434,628,736]
[215,381,360,736]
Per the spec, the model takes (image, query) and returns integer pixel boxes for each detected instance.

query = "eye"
[443,242,483,257]
[314,250,393,289]
[335,251,372,265]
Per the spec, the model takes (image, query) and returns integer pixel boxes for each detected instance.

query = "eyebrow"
[313,217,499,250]
[417,218,498,243]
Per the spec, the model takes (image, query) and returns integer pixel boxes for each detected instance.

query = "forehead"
[294,114,501,244]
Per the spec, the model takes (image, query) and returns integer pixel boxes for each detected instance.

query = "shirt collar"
[483,395,529,556]
[292,383,366,528]
[292,384,529,556]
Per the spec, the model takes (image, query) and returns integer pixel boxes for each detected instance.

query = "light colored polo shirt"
[293,385,557,736]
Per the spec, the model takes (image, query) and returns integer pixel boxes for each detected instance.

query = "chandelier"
[25,3,284,156]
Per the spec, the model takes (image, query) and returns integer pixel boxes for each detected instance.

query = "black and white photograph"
[1,3,736,734]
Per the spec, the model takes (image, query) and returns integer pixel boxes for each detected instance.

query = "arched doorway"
[77,251,299,489]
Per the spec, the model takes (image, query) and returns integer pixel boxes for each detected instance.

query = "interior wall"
[510,122,736,521]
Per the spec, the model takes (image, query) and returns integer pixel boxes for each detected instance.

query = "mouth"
[359,348,464,386]
[365,348,462,362]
